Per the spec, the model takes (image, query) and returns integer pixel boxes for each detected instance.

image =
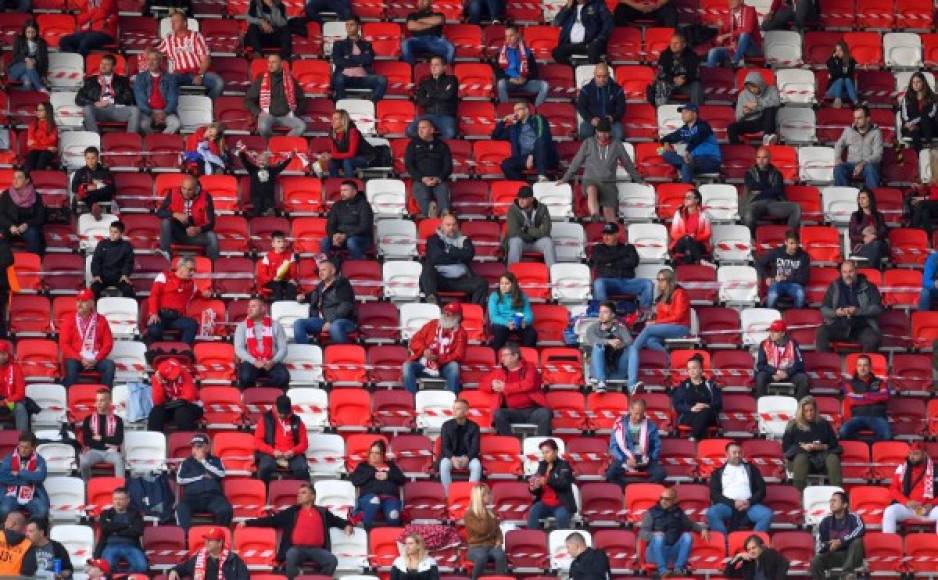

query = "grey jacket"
[505,199,552,245]
[834,124,883,165]
[820,274,883,331]
[735,72,780,122]
[584,319,633,348]
[561,137,640,184]
[234,318,288,365]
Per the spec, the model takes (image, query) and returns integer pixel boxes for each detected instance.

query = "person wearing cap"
[742,147,801,231]
[585,301,633,393]
[659,104,722,183]
[575,63,626,141]
[294,257,358,345]
[402,301,467,394]
[169,526,248,580]
[649,33,703,107]
[589,223,654,307]
[234,298,290,389]
[321,179,374,260]
[504,185,556,266]
[728,72,780,146]
[558,118,641,223]
[59,289,116,388]
[883,443,938,533]
[405,117,453,219]
[147,256,209,345]
[756,229,810,309]
[482,343,550,436]
[492,101,558,182]
[755,320,808,399]
[79,389,124,480]
[607,398,666,486]
[839,354,891,442]
[86,558,111,580]
[175,435,233,531]
[0,342,28,433]
[706,441,773,537]
[156,173,220,261]
[704,0,761,68]
[90,220,136,299]
[421,214,490,305]
[816,260,883,353]
[21,517,73,579]
[0,432,49,523]
[96,487,147,573]
[147,358,203,432]
[254,395,309,483]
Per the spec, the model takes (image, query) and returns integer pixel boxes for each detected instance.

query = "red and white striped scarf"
[613,417,649,461]
[162,376,183,400]
[76,313,99,359]
[762,338,796,371]
[90,413,118,439]
[498,40,529,77]
[6,453,37,504]
[259,63,297,114]
[245,317,274,362]
[193,546,230,580]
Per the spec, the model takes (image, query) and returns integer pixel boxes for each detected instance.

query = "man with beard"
[420,214,489,305]
[402,302,467,394]
[0,511,30,575]
[882,443,938,533]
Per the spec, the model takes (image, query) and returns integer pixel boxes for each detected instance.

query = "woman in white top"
[390,533,440,580]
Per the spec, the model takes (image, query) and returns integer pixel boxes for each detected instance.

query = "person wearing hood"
[420,214,489,305]
[245,54,306,138]
[496,26,549,106]
[606,398,665,485]
[816,260,883,352]
[575,63,626,140]
[402,302,467,394]
[504,186,555,266]
[585,301,634,394]
[0,432,48,522]
[321,180,374,260]
[756,229,810,309]
[405,118,453,219]
[834,105,883,189]
[883,443,938,533]
[839,354,891,441]
[492,101,558,182]
[148,358,203,432]
[0,168,46,256]
[728,72,779,145]
[742,147,800,230]
[551,0,613,65]
[90,221,135,299]
[659,104,722,183]
[755,320,808,399]
[649,33,703,106]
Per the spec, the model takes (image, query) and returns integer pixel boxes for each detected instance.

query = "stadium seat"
[480,435,522,479]
[49,524,94,572]
[566,436,611,480]
[763,31,803,66]
[594,529,637,574]
[905,533,938,575]
[505,529,549,573]
[305,433,346,477]
[329,388,372,432]
[46,477,85,523]
[803,485,844,526]
[625,484,665,524]
[143,526,186,570]
[213,432,255,476]
[19,341,61,381]
[863,533,904,576]
[123,431,167,474]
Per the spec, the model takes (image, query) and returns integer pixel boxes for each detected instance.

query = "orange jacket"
[27,120,57,152]
[655,287,691,327]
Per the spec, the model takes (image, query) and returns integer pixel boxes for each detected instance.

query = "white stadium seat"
[376,219,418,259]
[628,223,669,262]
[315,479,357,518]
[271,301,310,341]
[884,32,923,69]
[551,263,591,303]
[717,265,759,305]
[656,104,683,138]
[51,91,84,128]
[37,442,78,475]
[47,53,84,89]
[365,178,407,218]
[336,99,376,136]
[284,344,324,386]
[763,31,803,66]
[821,186,861,225]
[400,303,440,340]
[331,527,369,572]
[533,181,574,219]
[415,390,456,432]
[712,225,753,263]
[177,95,213,132]
[382,261,422,301]
[618,182,657,221]
[777,106,817,145]
[108,340,148,382]
[286,387,329,429]
[123,431,167,474]
[699,183,739,222]
[46,476,86,522]
[159,16,199,39]
[60,132,101,171]
[757,395,798,439]
[776,69,816,104]
[50,524,95,571]
[798,146,835,184]
[307,433,346,477]
[322,21,347,57]
[551,222,586,262]
[26,383,67,428]
[78,213,118,252]
[740,307,782,346]
[97,297,140,338]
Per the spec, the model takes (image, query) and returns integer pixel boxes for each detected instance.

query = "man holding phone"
[810,491,866,580]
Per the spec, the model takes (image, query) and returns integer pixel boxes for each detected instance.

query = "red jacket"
[27,120,58,152]
[408,320,467,366]
[151,368,197,406]
[254,412,309,456]
[719,4,761,48]
[669,207,712,253]
[185,127,223,157]
[0,363,25,404]
[655,287,691,327]
[148,270,200,317]
[163,189,212,228]
[74,0,118,38]
[256,251,299,294]
[481,361,547,410]
[330,128,362,161]
[59,312,114,362]
[889,459,934,504]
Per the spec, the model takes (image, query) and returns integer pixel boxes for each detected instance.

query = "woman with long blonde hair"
[463,484,507,579]
[782,396,843,492]
[320,109,374,178]
[390,533,439,580]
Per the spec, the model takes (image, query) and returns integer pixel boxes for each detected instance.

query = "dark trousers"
[304,0,351,21]
[237,361,291,388]
[810,539,864,580]
[176,493,233,530]
[257,453,309,483]
[903,119,935,151]
[91,277,136,299]
[58,31,113,56]
[25,150,55,171]
[63,358,117,388]
[755,370,809,399]
[494,406,552,436]
[419,268,489,305]
[728,108,778,144]
[614,2,677,26]
[147,402,203,432]
[264,281,298,301]
[911,200,938,235]
[244,24,292,60]
[606,460,667,486]
[251,185,277,217]
[285,546,338,578]
[491,324,537,351]
[761,0,815,29]
[501,139,556,179]
[147,311,199,345]
[816,319,881,352]
[7,225,45,255]
[672,236,707,264]
[332,71,387,101]
[680,409,718,439]
[80,187,114,207]
[552,39,607,65]
[852,240,887,267]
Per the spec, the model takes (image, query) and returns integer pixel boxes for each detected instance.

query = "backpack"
[128,472,176,524]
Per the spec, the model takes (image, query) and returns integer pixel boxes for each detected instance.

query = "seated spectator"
[825,42,858,109]
[705,0,761,68]
[175,435,234,531]
[729,72,779,145]
[614,0,677,27]
[0,343,28,433]
[235,299,290,388]
[0,432,48,522]
[672,354,722,440]
[237,145,293,217]
[816,261,883,352]
[95,488,147,573]
[332,17,387,101]
[607,398,665,485]
[627,269,690,393]
[391,534,439,580]
[320,179,373,260]
[90,221,136,299]
[586,301,633,393]
[402,0,455,65]
[0,512,29,576]
[706,441,772,535]
[294,257,358,344]
[183,123,227,176]
[157,174,220,260]
[254,395,308,482]
[921,250,938,311]
[848,188,889,267]
[504,185,555,266]
[245,55,306,138]
[257,231,300,301]
[756,229,810,309]
[527,439,576,529]
[551,0,612,65]
[76,54,138,134]
[649,34,703,107]
[900,72,936,151]
[0,168,46,255]
[349,440,405,529]
[21,518,73,578]
[810,492,865,580]
[669,188,712,265]
[320,109,375,178]
[559,119,640,222]
[488,272,537,350]
[244,0,291,60]
[589,223,653,306]
[492,101,558,182]
[158,11,224,98]
[408,56,458,140]
[639,487,708,578]
[406,119,453,219]
[659,104,722,184]
[147,358,203,431]
[575,63,624,140]
[496,26,549,106]
[71,147,116,215]
[464,484,507,579]
[168,527,247,580]
[760,0,815,30]
[483,344,551,436]
[742,147,801,230]
[839,354,891,441]
[466,0,503,22]
[910,183,938,237]
[439,399,481,494]
[61,290,115,389]
[24,102,57,172]
[834,106,883,189]
[782,396,843,492]
[724,534,789,580]
[420,214,489,304]
[59,0,116,57]
[304,0,350,22]
[755,320,809,399]
[567,532,610,580]
[883,443,938,533]
[402,302,466,394]
[134,49,181,135]
[9,22,49,93]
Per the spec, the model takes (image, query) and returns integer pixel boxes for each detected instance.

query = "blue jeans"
[646,533,693,574]
[0,495,48,522]
[328,155,370,178]
[320,234,372,259]
[63,358,117,388]
[705,33,760,67]
[706,502,774,534]
[439,457,482,492]
[401,36,456,65]
[593,277,655,307]
[834,162,880,189]
[497,78,549,106]
[467,0,503,22]
[839,416,892,441]
[919,288,937,311]
[293,317,356,344]
[579,120,625,142]
[826,78,859,104]
[354,494,402,528]
[332,72,388,101]
[628,324,690,390]
[661,151,721,183]
[174,72,224,99]
[101,544,149,573]
[590,343,629,382]
[402,360,460,394]
[527,501,571,529]
[766,281,805,308]
[58,31,113,57]
[7,62,47,91]
[406,114,457,140]
[147,313,199,345]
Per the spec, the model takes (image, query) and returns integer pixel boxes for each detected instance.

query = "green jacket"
[503,199,552,252]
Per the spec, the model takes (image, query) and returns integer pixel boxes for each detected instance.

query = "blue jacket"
[332,37,376,75]
[661,120,722,161]
[609,417,661,464]
[487,291,534,327]
[176,455,226,499]
[923,251,938,291]
[133,71,179,115]
[0,452,49,510]
[491,114,558,168]
[576,79,626,123]
[553,0,612,45]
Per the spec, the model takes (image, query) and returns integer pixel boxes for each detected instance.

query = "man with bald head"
[650,34,703,106]
[742,146,801,230]
[817,261,883,352]
[157,173,220,260]
[576,63,626,141]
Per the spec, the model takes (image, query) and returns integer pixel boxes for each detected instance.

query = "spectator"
[86,559,110,580]
[839,354,891,441]
[420,214,489,305]
[402,302,467,394]
[76,54,138,134]
[755,320,809,399]
[175,435,233,531]
[254,395,308,483]
[672,354,722,440]
[899,71,936,151]
[627,269,690,392]
[256,231,300,301]
[607,398,665,485]
[756,229,810,309]
[0,168,46,255]
[614,0,676,26]
[168,527,247,580]
[439,399,482,494]
[240,483,352,578]
[567,531,610,580]
[910,182,938,237]
[402,0,455,65]
[551,0,612,65]
[321,178,374,259]
[558,119,641,222]
[760,0,815,30]
[825,41,858,109]
[183,123,227,176]
[492,101,558,182]
[294,257,358,344]
[705,0,761,68]
[21,518,73,579]
[483,344,551,436]
[0,512,29,576]
[78,388,123,478]
[237,145,293,217]
[157,173,219,260]
[349,440,405,529]
[921,250,938,310]
[706,441,773,535]
[147,359,203,431]
[847,188,889,267]
[71,147,116,215]
[305,0,350,22]
[488,272,537,350]
[234,298,290,388]
[724,534,789,580]
[24,102,57,172]
[728,72,779,145]
[810,492,865,580]
[0,343,27,434]
[95,488,147,573]
[405,119,453,219]
[586,301,633,393]
[816,260,883,352]
[391,533,439,580]
[527,439,576,529]
[0,432,48,522]
[639,487,708,578]
[834,106,883,189]
[90,221,136,298]
[882,442,938,533]
[9,22,49,93]
[575,63,625,140]
[464,484,507,579]
[466,0,503,22]
[245,54,306,138]
[496,26,549,106]
[332,17,387,101]
[742,147,801,230]
[244,0,291,60]
[408,56,458,140]
[782,396,843,492]
[669,188,712,265]
[649,33,703,107]
[659,104,722,183]
[158,11,224,98]
[134,49,181,135]
[504,185,555,266]
[320,109,375,178]
[589,223,653,306]
[59,0,116,56]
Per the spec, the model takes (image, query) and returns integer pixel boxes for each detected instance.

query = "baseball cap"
[190,433,210,446]
[203,527,226,541]
[158,358,181,381]
[677,104,699,113]
[768,320,787,333]
[443,302,463,317]
[517,186,534,199]
[601,222,619,235]
[0,342,11,354]
[76,288,95,302]
[87,559,111,575]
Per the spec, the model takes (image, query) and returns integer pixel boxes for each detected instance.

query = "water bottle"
[53,559,62,576]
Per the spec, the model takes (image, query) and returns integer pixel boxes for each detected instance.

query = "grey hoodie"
[561,137,641,184]
[834,123,883,165]
[585,319,633,347]
[735,72,780,122]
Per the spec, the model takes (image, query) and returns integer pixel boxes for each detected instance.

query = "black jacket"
[415,73,458,117]
[530,458,577,514]
[782,419,842,460]
[425,233,476,268]
[172,550,249,580]
[21,540,73,577]
[404,137,453,181]
[710,461,767,507]
[95,507,145,556]
[0,190,46,236]
[305,275,357,322]
[827,55,855,82]
[743,164,785,203]
[326,191,374,237]
[244,504,350,562]
[592,242,640,279]
[75,74,135,107]
[756,247,811,286]
[570,547,611,580]
[349,461,406,497]
[656,47,700,83]
[11,35,48,76]
[245,71,305,117]
[239,151,291,205]
[576,79,626,123]
[723,548,789,580]
[71,164,116,202]
[91,238,135,282]
[440,418,480,459]
[333,37,376,74]
[81,413,124,451]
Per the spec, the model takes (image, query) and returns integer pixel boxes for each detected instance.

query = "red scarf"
[193,546,230,580]
[498,40,529,76]
[246,317,274,362]
[424,323,457,371]
[259,63,297,114]
[76,313,99,359]
[897,457,935,501]
[167,190,210,227]
[761,337,796,371]
[162,376,183,400]
[90,413,118,438]
[0,364,15,400]
[613,417,649,461]
[6,453,37,504]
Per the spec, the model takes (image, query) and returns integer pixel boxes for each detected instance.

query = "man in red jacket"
[401,302,467,394]
[146,257,208,345]
[157,174,220,261]
[882,442,938,533]
[147,358,202,432]
[0,342,28,433]
[59,289,115,387]
[254,395,309,483]
[482,344,551,436]
[704,0,761,68]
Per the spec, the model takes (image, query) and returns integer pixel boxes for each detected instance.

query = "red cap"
[203,527,226,541]
[158,359,181,381]
[76,288,95,303]
[768,320,787,333]
[910,441,925,451]
[0,341,10,354]
[443,302,463,317]
[87,559,111,574]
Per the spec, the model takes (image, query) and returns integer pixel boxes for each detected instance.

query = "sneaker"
[537,174,549,182]
[594,381,607,393]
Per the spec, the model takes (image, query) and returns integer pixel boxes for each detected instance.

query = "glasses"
[660,496,675,502]
[656,277,667,282]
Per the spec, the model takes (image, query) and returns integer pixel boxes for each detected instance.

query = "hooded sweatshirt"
[736,72,780,122]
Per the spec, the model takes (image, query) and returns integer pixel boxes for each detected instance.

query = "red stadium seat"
[365,344,407,387]
[905,534,938,575]
[8,295,51,336]
[863,533,903,576]
[201,20,241,55]
[623,105,660,142]
[113,173,154,212]
[540,64,576,101]
[676,264,718,304]
[324,345,368,385]
[402,481,446,523]
[594,530,637,573]
[697,308,743,350]
[529,304,569,344]
[372,390,415,433]
[369,527,405,570]
[615,65,656,102]
[389,434,433,476]
[444,24,482,60]
[541,349,585,390]
[480,435,522,479]
[143,526,185,570]
[445,481,474,521]
[193,343,235,384]
[625,483,666,524]
[579,482,625,526]
[329,388,372,432]
[675,484,710,524]
[891,354,933,394]
[212,432,256,476]
[586,392,628,433]
[357,303,400,345]
[844,32,883,67]
[911,312,938,350]
[101,133,143,170]
[763,483,802,527]
[373,60,413,98]
[455,64,495,99]
[376,100,415,138]
[881,309,913,351]
[721,394,757,435]
[35,14,74,48]
[459,347,497,390]
[889,228,930,267]
[696,438,734,479]
[522,26,560,62]
[291,218,327,255]
[225,478,267,521]
[279,177,324,216]
[143,135,185,172]
[607,28,642,64]
[924,33,938,66]
[719,144,755,182]
[643,27,676,63]
[801,226,842,265]
[856,0,894,29]
[200,387,243,429]
[740,439,784,481]
[232,526,276,570]
[850,485,889,525]
[17,339,59,380]
[505,529,548,573]
[566,436,610,479]
[871,441,910,481]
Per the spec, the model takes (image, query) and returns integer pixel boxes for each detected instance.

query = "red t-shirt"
[540,483,560,507]
[291,507,325,547]
[149,74,166,110]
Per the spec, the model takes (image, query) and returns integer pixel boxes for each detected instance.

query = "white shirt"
[569,5,586,44]
[721,463,752,501]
